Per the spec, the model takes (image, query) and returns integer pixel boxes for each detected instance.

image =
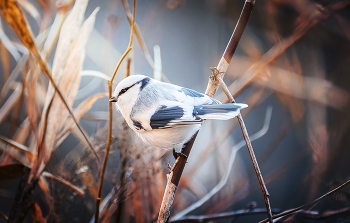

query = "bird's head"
[110,74,151,112]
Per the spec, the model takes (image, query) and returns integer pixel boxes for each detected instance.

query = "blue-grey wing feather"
[176,87,221,105]
[194,104,243,115]
[179,88,205,98]
[150,105,201,129]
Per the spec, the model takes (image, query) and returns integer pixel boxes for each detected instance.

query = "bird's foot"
[173,148,187,159]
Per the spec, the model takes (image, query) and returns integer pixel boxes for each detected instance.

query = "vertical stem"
[206,0,255,97]
[95,0,135,222]
[222,0,255,64]
[157,133,199,223]
[236,114,273,222]
[208,1,274,222]
[94,81,113,223]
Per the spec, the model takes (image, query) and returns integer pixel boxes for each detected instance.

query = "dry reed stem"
[38,1,99,173]
[41,171,85,196]
[121,0,153,70]
[0,1,102,221]
[17,0,41,26]
[0,118,31,165]
[55,93,109,147]
[212,68,274,223]
[94,0,136,222]
[0,55,28,103]
[121,0,170,82]
[0,135,33,165]
[0,0,100,177]
[0,41,10,82]
[43,12,66,59]
[0,85,21,124]
[158,1,257,222]
[0,21,21,62]
[9,71,26,135]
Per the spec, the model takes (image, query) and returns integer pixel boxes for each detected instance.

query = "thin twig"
[205,0,256,97]
[213,68,273,223]
[206,1,274,222]
[172,107,272,220]
[158,133,199,223]
[42,172,85,196]
[121,0,170,82]
[94,0,135,222]
[171,208,281,223]
[260,177,350,223]
[157,1,257,222]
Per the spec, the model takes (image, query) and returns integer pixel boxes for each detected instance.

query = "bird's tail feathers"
[195,103,248,120]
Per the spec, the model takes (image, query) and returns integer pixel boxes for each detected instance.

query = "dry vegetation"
[0,0,350,223]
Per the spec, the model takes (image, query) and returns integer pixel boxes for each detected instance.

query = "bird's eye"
[118,87,129,96]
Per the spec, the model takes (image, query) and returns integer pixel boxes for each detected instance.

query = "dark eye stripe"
[118,78,150,97]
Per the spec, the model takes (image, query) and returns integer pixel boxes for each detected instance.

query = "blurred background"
[0,0,350,222]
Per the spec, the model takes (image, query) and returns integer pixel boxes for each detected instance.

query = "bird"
[109,74,248,158]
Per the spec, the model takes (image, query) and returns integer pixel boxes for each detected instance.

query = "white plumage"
[110,74,248,150]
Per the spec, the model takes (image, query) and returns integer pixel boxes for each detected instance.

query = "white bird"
[109,74,247,158]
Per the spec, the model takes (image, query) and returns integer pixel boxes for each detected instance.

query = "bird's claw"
[173,148,187,159]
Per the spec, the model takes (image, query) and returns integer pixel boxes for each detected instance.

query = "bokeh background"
[0,0,350,222]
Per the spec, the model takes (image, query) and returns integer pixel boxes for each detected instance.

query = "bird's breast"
[137,124,201,149]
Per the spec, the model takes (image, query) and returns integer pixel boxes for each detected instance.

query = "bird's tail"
[194,103,248,120]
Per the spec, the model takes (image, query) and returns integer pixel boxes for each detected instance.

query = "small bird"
[109,74,247,158]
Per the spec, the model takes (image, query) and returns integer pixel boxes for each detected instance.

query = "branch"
[172,107,272,220]
[207,1,274,222]
[94,0,135,222]
[205,0,255,97]
[171,208,281,223]
[41,172,85,196]
[157,1,256,222]
[275,207,350,222]
[260,177,350,223]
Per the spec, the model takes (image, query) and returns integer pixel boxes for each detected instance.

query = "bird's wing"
[131,102,202,130]
[162,83,220,106]
[149,104,202,129]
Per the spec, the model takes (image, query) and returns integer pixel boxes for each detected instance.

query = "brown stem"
[158,1,257,222]
[94,0,135,222]
[223,0,255,64]
[157,133,199,223]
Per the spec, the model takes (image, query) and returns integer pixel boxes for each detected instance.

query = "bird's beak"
[109,96,117,102]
